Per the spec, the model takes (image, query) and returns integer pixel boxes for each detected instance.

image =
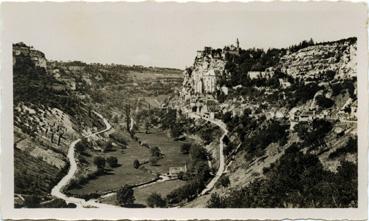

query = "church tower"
[236,38,240,51]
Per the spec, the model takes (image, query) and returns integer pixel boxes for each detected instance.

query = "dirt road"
[51,111,118,208]
[184,109,228,195]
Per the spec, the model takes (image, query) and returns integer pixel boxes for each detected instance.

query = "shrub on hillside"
[93,156,106,173]
[217,175,230,188]
[133,159,140,169]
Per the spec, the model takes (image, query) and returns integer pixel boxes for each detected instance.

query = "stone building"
[168,164,187,177]
[181,39,241,101]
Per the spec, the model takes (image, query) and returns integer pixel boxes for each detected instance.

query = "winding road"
[51,111,118,208]
[183,109,228,195]
[199,116,228,195]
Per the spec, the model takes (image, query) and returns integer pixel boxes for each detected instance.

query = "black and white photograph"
[1,1,368,220]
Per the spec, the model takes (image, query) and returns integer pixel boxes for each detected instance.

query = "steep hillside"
[179,38,357,208]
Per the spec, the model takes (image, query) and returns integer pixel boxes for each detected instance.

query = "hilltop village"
[176,37,357,207]
[180,38,357,123]
[13,37,358,208]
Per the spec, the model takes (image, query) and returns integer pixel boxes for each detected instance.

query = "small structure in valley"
[168,164,187,178]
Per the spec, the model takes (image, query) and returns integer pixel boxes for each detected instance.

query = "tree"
[200,127,214,145]
[180,143,191,154]
[315,95,334,109]
[116,185,135,206]
[75,141,85,153]
[146,192,167,208]
[93,156,105,172]
[170,124,183,138]
[222,135,230,145]
[133,159,140,169]
[208,193,225,208]
[107,156,118,167]
[150,146,161,158]
[161,109,177,129]
[190,144,208,161]
[222,111,233,124]
[75,137,89,153]
[219,175,230,188]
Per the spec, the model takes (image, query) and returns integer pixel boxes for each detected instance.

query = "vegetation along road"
[51,111,118,208]
[184,109,228,196]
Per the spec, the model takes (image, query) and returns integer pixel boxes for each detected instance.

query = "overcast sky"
[2,2,365,69]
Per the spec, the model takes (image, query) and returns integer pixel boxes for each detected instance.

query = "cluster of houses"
[195,39,241,62]
[187,39,241,96]
[180,39,357,138]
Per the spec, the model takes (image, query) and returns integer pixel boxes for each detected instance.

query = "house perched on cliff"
[183,39,242,98]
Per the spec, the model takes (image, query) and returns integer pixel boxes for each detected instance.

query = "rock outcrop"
[181,41,240,100]
[277,38,357,80]
[13,42,47,68]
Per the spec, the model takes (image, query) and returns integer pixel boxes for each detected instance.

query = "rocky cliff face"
[13,42,47,68]
[181,47,232,101]
[277,38,357,80]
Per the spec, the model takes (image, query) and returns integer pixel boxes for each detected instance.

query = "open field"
[67,130,155,195]
[135,129,191,174]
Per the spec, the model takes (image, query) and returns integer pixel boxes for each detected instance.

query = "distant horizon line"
[13,36,357,70]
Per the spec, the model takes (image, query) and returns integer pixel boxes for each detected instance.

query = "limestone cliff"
[181,45,239,101]
[277,38,357,80]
